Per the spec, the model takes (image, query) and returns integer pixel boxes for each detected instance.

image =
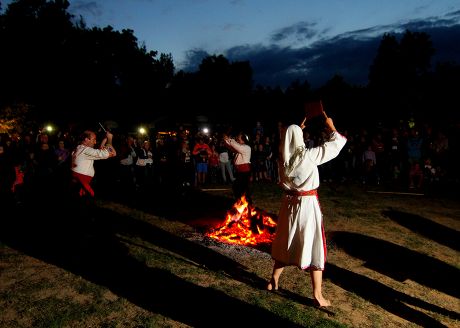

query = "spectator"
[192,137,212,186]
[217,138,235,184]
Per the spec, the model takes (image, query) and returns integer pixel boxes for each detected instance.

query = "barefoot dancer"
[268,113,346,307]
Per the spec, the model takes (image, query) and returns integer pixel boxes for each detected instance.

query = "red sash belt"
[72,171,94,197]
[285,189,317,196]
[235,163,251,172]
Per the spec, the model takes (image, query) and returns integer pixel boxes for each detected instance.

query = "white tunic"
[271,131,347,270]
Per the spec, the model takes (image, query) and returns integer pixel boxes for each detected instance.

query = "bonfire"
[206,195,277,246]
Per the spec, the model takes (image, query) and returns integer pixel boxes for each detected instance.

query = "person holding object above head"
[267,111,346,308]
[71,129,116,198]
[223,131,252,204]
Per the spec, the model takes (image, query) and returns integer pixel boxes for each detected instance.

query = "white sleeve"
[306,132,347,166]
[83,147,110,160]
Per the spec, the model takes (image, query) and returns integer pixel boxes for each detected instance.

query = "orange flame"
[206,195,277,245]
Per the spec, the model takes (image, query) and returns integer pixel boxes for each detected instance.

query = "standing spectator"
[362,145,377,184]
[217,138,235,184]
[35,140,58,193]
[54,139,71,189]
[208,144,220,184]
[407,128,423,166]
[192,137,212,186]
[154,137,172,187]
[178,140,195,188]
[263,136,274,181]
[268,115,346,308]
[371,133,385,183]
[388,128,403,185]
[118,136,137,193]
[271,121,285,183]
[135,140,154,191]
[406,128,423,186]
[254,143,270,182]
[432,131,449,177]
[55,140,70,167]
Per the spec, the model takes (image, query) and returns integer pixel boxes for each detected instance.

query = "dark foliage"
[0,1,459,134]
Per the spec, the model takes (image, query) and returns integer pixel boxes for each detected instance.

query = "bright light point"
[202,127,209,134]
[46,125,53,132]
[139,127,146,134]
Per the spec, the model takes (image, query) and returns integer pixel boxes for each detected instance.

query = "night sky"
[2,0,460,87]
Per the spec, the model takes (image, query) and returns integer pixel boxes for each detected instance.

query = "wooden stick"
[98,122,107,133]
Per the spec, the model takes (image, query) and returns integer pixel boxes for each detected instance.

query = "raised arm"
[101,131,116,157]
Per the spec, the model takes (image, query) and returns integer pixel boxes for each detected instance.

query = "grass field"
[1,180,459,327]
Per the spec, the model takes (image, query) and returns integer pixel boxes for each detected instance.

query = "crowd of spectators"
[1,118,459,207]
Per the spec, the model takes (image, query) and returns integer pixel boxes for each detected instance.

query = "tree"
[368,30,435,120]
[170,54,253,125]
[0,0,175,128]
[0,103,33,134]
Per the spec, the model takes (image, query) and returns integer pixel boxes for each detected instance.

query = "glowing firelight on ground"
[206,195,277,246]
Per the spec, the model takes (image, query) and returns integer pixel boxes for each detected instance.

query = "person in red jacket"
[192,137,212,186]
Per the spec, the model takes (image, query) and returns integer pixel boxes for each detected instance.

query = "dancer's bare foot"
[313,296,331,307]
[266,277,278,291]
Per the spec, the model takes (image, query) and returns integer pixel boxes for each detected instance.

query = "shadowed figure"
[325,263,458,327]
[382,209,460,251]
[330,231,460,299]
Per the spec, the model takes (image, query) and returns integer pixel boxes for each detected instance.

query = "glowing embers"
[206,195,277,245]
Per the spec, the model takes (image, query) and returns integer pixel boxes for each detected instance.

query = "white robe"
[271,131,347,270]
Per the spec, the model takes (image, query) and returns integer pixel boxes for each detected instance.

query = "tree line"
[1,0,459,135]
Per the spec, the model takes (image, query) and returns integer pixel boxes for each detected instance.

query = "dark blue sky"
[3,0,459,88]
[183,11,460,88]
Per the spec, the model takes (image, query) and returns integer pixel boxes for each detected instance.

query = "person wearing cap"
[267,114,346,308]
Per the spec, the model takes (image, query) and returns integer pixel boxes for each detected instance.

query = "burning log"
[206,195,277,246]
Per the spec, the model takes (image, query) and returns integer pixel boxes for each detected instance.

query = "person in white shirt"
[71,130,116,197]
[224,132,252,203]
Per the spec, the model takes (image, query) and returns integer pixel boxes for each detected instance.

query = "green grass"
[1,180,459,327]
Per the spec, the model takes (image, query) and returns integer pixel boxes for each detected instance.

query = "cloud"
[270,21,319,44]
[180,10,460,88]
[229,0,245,5]
[180,48,211,71]
[70,1,102,17]
[225,37,381,88]
[214,11,460,88]
[222,23,244,32]
[446,9,460,17]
